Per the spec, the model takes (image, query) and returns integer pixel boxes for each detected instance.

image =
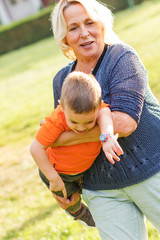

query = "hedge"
[0,5,54,55]
[102,0,143,11]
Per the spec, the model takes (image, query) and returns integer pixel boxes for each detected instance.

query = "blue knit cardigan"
[53,43,160,190]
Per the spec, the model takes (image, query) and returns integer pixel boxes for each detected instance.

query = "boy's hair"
[60,72,102,113]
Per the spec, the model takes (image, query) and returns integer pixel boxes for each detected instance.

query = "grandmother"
[47,0,160,239]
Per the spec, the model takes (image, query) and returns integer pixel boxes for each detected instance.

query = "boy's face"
[62,106,99,134]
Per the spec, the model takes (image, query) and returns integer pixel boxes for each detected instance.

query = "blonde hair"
[51,0,120,60]
[60,72,102,113]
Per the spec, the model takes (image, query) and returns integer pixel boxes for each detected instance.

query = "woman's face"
[63,3,105,61]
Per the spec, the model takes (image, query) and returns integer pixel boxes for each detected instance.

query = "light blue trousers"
[83,171,160,240]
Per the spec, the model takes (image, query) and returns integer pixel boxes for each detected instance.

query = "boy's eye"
[71,121,77,124]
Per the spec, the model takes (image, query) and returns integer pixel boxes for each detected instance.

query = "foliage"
[0,6,54,55]
[101,0,142,11]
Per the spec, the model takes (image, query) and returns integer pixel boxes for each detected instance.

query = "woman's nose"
[80,26,89,38]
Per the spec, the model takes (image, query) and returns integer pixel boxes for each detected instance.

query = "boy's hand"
[52,191,80,209]
[49,175,67,199]
[102,133,123,164]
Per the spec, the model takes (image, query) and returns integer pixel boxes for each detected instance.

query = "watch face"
[100,133,107,141]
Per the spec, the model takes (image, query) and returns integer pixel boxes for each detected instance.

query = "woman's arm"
[51,111,137,147]
[112,111,137,138]
[51,124,100,147]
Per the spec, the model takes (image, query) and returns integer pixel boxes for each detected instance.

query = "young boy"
[30,72,123,227]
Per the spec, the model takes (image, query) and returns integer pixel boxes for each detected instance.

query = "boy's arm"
[97,107,124,164]
[30,138,67,198]
[97,107,114,135]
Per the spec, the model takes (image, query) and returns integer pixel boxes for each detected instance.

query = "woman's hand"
[52,191,80,209]
[40,119,45,126]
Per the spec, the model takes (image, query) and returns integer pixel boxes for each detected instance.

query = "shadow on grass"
[2,203,58,240]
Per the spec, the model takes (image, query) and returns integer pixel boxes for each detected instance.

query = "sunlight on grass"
[0,37,69,147]
[1,1,160,239]
[0,143,100,240]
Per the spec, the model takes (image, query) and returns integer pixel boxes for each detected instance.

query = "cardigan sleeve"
[109,49,147,123]
[53,65,72,109]
[53,71,63,109]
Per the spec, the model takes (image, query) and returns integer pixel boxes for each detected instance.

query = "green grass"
[0,37,69,147]
[0,1,160,239]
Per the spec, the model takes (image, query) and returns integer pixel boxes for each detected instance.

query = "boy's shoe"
[69,203,95,227]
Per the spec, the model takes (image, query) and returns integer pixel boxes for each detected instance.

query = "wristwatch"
[100,133,113,144]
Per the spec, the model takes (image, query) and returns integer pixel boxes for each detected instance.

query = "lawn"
[0,1,160,239]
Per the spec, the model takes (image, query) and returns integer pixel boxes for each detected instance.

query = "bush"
[0,6,54,55]
[101,0,143,11]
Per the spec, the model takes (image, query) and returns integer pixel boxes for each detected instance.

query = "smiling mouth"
[75,129,87,134]
[80,41,93,47]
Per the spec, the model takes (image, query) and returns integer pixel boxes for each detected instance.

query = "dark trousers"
[39,170,83,212]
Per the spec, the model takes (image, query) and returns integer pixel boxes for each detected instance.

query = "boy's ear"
[58,100,64,111]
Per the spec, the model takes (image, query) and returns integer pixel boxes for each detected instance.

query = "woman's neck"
[76,58,99,74]
[75,45,106,74]
[76,62,95,74]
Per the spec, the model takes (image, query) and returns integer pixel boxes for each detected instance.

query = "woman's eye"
[87,21,94,25]
[70,26,77,31]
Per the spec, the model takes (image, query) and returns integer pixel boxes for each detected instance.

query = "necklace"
[77,63,94,74]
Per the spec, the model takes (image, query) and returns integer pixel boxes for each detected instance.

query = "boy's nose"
[77,125,86,131]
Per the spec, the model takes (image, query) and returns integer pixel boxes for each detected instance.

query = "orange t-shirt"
[36,103,109,174]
